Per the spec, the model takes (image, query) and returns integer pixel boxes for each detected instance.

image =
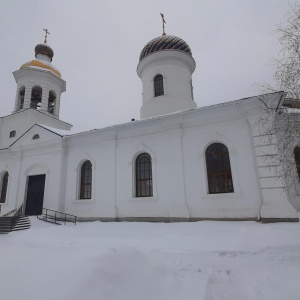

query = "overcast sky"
[0,0,299,133]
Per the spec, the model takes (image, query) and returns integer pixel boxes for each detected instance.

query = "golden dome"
[20,60,61,77]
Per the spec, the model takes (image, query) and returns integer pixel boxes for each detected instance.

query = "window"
[205,143,234,194]
[48,91,56,114]
[80,161,92,199]
[30,86,42,109]
[0,172,9,204]
[32,134,40,140]
[19,86,25,110]
[294,147,300,181]
[135,153,153,197]
[9,130,16,138]
[154,74,164,97]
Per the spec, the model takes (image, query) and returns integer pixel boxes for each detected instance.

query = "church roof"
[139,35,192,62]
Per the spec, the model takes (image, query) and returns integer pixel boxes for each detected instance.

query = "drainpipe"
[58,137,68,213]
[179,117,190,220]
[233,101,264,221]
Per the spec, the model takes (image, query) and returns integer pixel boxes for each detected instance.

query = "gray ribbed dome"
[139,35,192,62]
[35,43,54,61]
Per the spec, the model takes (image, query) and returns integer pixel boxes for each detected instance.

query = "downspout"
[234,101,264,221]
[14,146,24,213]
[114,129,118,221]
[58,136,68,213]
[179,117,190,219]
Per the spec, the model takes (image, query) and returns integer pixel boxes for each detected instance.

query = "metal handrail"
[37,208,77,225]
[10,204,23,231]
[2,207,18,217]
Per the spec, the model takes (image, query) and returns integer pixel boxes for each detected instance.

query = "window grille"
[80,161,92,199]
[135,153,153,197]
[206,143,234,194]
[9,131,16,138]
[0,172,8,203]
[294,147,300,181]
[154,75,164,97]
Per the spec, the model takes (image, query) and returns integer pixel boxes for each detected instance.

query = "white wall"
[1,93,298,221]
[0,110,72,149]
[61,103,266,220]
[137,51,197,119]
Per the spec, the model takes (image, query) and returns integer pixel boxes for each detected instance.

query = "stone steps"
[0,216,31,234]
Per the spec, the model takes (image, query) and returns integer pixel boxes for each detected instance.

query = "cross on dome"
[160,13,166,36]
[43,28,50,44]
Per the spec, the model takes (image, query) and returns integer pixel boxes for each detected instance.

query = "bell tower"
[12,29,66,119]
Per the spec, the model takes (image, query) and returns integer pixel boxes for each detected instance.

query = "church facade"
[0,33,299,222]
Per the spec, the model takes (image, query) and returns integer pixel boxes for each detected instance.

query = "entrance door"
[25,174,46,215]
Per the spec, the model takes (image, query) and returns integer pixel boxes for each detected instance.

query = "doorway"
[25,174,46,215]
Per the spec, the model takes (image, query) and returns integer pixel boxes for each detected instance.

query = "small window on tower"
[154,75,164,97]
[32,134,40,140]
[9,131,16,138]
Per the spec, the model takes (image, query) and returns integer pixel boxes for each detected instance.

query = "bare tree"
[253,4,300,211]
[255,92,300,211]
[258,4,300,99]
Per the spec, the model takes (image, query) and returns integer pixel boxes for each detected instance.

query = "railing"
[37,208,77,225]
[2,207,18,217]
[10,204,23,231]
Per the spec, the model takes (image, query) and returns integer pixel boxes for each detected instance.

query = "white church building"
[0,31,299,223]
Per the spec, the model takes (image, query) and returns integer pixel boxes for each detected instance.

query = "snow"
[37,124,72,136]
[1,219,300,300]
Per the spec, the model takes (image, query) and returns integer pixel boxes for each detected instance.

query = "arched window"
[205,143,234,194]
[9,130,16,138]
[32,134,40,140]
[48,91,56,114]
[80,161,92,199]
[136,153,153,197]
[154,74,164,97]
[294,147,300,181]
[0,172,9,203]
[19,86,25,110]
[30,86,42,109]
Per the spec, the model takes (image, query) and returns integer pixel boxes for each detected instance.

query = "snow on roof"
[67,91,285,138]
[36,124,72,136]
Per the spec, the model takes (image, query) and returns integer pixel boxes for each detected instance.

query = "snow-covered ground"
[1,218,300,300]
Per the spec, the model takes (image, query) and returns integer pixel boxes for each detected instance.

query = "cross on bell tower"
[43,28,50,44]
